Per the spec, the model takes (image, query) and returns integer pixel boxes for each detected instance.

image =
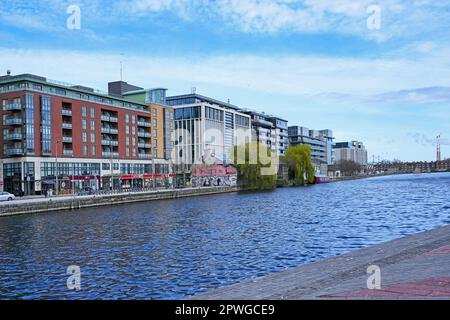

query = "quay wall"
[0,186,238,217]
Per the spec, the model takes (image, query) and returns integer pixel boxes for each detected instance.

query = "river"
[1,173,450,299]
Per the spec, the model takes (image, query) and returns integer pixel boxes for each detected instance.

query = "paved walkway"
[191,224,450,300]
[0,188,185,207]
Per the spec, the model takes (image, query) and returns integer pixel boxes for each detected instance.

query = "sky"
[1,0,450,161]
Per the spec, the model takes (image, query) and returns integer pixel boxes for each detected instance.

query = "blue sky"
[1,0,450,161]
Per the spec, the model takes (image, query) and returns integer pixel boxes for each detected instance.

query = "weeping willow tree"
[231,142,277,191]
[282,144,315,186]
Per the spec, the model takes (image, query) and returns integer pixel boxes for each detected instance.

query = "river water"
[1,173,450,299]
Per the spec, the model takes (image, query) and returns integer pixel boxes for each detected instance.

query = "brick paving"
[192,225,450,300]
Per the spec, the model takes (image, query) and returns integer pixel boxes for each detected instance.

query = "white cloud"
[2,0,450,42]
[2,47,450,97]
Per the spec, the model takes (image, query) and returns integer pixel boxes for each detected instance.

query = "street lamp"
[55,139,60,196]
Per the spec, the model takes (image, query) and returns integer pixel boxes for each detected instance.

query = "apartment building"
[0,73,173,196]
[288,126,334,165]
[334,141,368,166]
[166,93,251,184]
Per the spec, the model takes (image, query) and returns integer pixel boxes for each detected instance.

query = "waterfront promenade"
[192,224,450,300]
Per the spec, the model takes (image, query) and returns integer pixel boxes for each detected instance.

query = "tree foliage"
[336,160,362,176]
[232,142,277,191]
[282,144,315,185]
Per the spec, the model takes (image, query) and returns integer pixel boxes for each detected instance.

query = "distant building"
[334,141,368,166]
[288,126,334,165]
[268,116,289,156]
[165,93,251,184]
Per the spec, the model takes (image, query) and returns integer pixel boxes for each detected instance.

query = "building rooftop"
[166,93,241,111]
[0,73,148,111]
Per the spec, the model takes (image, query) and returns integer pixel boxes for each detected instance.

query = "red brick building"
[0,73,173,195]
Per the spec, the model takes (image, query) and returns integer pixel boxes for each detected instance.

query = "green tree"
[231,142,277,191]
[282,144,315,185]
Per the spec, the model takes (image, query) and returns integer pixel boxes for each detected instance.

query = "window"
[90,120,95,131]
[40,96,52,155]
[126,125,130,135]
[90,132,95,143]
[125,114,130,123]
[102,163,110,171]
[82,106,87,117]
[82,132,87,143]
[82,119,87,130]
[174,109,183,120]
[183,108,191,119]
[83,144,87,156]
[91,145,96,156]
[24,94,35,154]
[90,107,95,118]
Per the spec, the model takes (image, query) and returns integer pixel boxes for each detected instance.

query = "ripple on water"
[1,173,450,299]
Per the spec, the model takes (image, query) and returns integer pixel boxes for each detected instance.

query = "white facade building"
[334,141,368,165]
[166,94,252,172]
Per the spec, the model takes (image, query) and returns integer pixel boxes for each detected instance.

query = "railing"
[102,152,119,158]
[5,133,23,140]
[3,117,22,126]
[138,132,151,138]
[101,115,118,123]
[102,140,119,146]
[6,148,24,156]
[137,121,151,128]
[62,136,73,143]
[138,153,152,159]
[101,127,118,134]
[63,149,73,156]
[3,103,22,111]
[138,143,152,149]
[62,123,73,129]
[62,109,73,116]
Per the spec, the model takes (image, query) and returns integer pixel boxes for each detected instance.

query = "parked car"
[0,192,15,201]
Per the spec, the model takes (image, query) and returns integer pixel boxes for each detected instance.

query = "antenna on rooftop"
[120,53,125,82]
[191,87,197,94]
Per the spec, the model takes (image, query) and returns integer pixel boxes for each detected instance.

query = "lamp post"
[55,139,60,196]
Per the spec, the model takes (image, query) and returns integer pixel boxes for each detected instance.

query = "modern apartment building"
[241,110,277,155]
[166,93,251,184]
[288,126,334,165]
[334,141,368,166]
[0,73,173,196]
[268,116,289,156]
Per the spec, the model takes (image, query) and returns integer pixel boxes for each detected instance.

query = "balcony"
[138,143,152,149]
[5,133,23,141]
[102,152,119,158]
[101,127,118,135]
[138,153,152,159]
[62,136,73,143]
[3,117,22,126]
[137,121,151,128]
[62,109,72,116]
[102,140,119,147]
[62,123,73,130]
[3,103,22,111]
[63,149,73,156]
[5,148,24,156]
[138,131,152,138]
[101,115,118,123]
